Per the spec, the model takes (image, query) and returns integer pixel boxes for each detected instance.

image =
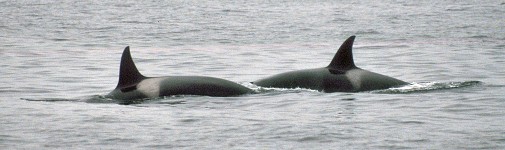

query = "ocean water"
[1,0,505,149]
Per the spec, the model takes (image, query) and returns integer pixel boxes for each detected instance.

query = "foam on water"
[20,81,483,105]
[374,81,483,94]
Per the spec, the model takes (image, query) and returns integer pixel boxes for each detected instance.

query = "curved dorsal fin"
[116,46,145,90]
[327,36,357,70]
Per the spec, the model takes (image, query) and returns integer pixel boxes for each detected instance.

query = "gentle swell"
[21,81,483,105]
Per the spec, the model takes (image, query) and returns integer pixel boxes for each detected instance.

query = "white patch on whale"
[136,78,164,98]
[345,69,365,90]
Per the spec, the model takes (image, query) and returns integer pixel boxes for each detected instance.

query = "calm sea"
[1,0,504,149]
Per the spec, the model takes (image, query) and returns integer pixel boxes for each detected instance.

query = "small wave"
[359,44,409,49]
[84,95,120,104]
[108,95,201,105]
[373,81,482,94]
[20,98,81,102]
[445,6,471,11]
[256,87,320,94]
[355,29,381,35]
[243,82,320,95]
[50,38,71,42]
[21,95,119,104]
[469,35,489,39]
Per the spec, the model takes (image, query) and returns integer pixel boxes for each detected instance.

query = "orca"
[252,36,408,92]
[106,46,253,100]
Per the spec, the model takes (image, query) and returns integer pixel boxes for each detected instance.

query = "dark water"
[1,0,505,149]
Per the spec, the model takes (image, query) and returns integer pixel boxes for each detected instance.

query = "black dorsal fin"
[327,36,357,70]
[116,46,145,90]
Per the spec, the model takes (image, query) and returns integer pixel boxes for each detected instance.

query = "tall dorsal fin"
[327,36,357,70]
[116,46,145,90]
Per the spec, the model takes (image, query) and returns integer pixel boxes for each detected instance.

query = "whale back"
[254,35,407,92]
[116,46,146,92]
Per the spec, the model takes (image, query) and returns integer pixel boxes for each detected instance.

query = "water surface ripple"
[1,0,504,149]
